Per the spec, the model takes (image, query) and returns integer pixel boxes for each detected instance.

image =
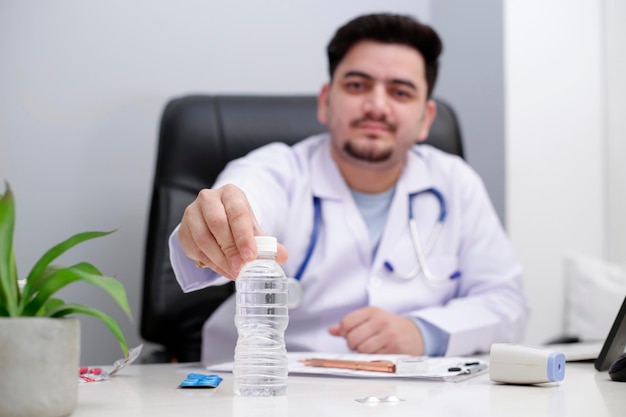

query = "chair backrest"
[141,94,464,362]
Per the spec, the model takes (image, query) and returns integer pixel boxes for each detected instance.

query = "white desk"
[74,362,623,417]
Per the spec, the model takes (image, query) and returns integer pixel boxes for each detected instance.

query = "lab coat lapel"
[310,138,370,266]
[309,138,345,201]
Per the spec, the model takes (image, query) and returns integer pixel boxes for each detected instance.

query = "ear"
[317,83,330,125]
[416,99,437,143]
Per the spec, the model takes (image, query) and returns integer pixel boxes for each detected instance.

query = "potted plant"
[0,182,132,417]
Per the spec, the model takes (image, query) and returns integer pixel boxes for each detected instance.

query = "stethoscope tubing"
[294,188,452,283]
[293,196,322,281]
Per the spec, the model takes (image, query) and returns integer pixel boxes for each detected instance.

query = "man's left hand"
[328,306,425,355]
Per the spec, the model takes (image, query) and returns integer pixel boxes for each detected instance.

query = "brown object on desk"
[300,358,396,373]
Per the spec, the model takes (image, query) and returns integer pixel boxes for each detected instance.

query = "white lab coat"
[169,133,529,364]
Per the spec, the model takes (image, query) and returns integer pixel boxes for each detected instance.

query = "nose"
[362,85,389,120]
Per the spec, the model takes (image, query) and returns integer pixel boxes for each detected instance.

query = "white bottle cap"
[254,236,277,253]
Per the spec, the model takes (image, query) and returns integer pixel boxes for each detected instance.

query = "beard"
[343,116,398,162]
[344,140,393,162]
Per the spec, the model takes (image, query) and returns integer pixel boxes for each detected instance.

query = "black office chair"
[141,94,464,363]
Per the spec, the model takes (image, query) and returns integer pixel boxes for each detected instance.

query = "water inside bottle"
[234,268,289,397]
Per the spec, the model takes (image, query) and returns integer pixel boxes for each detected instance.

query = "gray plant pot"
[0,317,80,417]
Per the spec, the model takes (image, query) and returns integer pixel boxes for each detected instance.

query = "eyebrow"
[343,70,418,91]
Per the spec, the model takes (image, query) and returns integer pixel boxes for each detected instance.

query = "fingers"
[328,307,425,355]
[276,243,289,264]
[218,186,257,269]
[178,185,256,279]
[249,211,287,264]
[330,307,386,352]
[178,184,289,278]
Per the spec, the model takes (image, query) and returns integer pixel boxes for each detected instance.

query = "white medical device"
[489,343,566,384]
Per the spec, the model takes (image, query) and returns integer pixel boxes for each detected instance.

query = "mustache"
[350,116,397,133]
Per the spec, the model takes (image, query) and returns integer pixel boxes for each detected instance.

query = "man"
[169,13,529,364]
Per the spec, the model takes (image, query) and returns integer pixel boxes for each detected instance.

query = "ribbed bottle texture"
[233,236,289,396]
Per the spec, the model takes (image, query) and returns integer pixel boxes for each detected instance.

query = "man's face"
[318,40,436,172]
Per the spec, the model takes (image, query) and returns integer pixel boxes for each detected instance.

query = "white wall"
[1,0,432,365]
[606,0,626,266]
[431,1,507,224]
[505,0,607,345]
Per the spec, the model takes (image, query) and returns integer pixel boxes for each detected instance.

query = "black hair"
[327,13,443,98]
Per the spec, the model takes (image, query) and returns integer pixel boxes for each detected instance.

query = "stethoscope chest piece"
[287,277,303,309]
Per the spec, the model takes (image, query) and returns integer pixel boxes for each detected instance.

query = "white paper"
[206,352,487,382]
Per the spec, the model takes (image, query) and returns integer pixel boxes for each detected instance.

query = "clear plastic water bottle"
[233,236,289,397]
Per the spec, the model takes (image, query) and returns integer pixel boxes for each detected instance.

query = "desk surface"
[74,362,623,417]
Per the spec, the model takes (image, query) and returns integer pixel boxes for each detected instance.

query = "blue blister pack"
[179,373,223,388]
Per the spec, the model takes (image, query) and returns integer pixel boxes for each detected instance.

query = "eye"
[344,81,365,92]
[390,88,414,100]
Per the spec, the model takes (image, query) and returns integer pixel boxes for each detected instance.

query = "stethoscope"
[287,188,458,309]
[382,188,450,282]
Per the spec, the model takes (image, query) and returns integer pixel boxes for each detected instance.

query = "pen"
[299,358,396,373]
[447,362,488,375]
[463,362,487,375]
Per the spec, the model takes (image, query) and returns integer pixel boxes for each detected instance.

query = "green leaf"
[47,302,129,357]
[37,297,66,317]
[26,230,114,290]
[20,263,100,308]
[0,183,19,316]
[21,262,132,320]
[20,264,65,304]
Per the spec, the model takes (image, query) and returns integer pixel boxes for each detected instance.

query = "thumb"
[251,211,289,263]
[276,243,289,264]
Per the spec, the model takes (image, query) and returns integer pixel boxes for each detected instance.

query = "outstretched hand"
[178,184,288,279]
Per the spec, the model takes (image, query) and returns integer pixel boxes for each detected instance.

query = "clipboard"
[206,352,488,382]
